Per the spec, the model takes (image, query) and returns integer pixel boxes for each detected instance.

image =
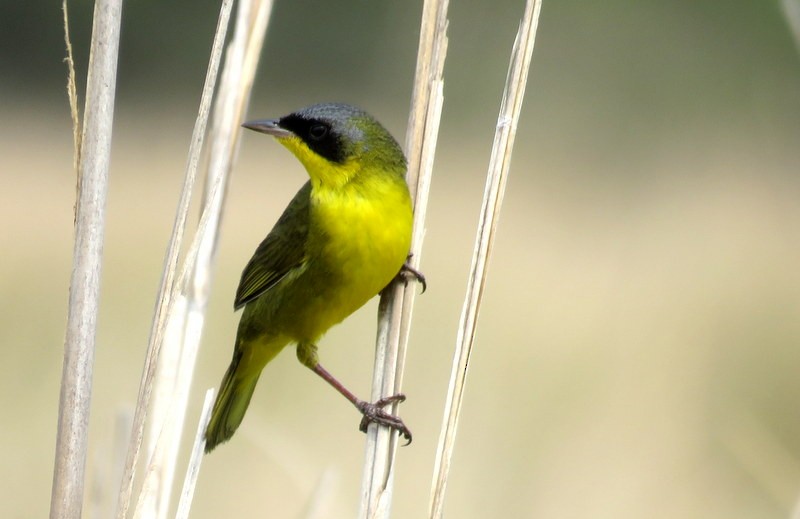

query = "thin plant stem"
[427,1,543,517]
[50,1,123,518]
[781,0,800,54]
[62,0,81,178]
[113,1,234,517]
[134,1,273,517]
[174,389,216,519]
[358,0,449,517]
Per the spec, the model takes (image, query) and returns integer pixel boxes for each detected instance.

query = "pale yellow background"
[2,0,799,517]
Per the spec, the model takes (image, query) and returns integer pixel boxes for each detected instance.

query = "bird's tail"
[204,351,259,453]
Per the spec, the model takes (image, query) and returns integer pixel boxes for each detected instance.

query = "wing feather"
[234,181,311,310]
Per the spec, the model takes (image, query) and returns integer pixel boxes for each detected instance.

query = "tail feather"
[204,353,259,453]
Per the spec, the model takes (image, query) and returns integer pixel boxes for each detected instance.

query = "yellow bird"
[205,103,424,453]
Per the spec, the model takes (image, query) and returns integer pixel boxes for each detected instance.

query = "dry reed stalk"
[113,1,234,517]
[62,0,81,177]
[427,1,543,517]
[133,1,273,517]
[50,1,123,518]
[782,0,800,53]
[174,389,216,519]
[358,0,449,517]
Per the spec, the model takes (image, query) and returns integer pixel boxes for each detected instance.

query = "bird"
[204,102,425,453]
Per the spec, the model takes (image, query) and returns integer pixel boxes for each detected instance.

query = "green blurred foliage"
[3,0,798,189]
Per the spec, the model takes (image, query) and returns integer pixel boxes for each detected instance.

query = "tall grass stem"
[358,0,449,517]
[50,1,122,517]
[113,1,233,516]
[174,389,216,519]
[133,1,273,516]
[427,1,543,517]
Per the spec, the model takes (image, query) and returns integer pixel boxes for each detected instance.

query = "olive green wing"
[234,181,312,310]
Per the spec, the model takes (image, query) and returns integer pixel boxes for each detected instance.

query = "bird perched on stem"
[204,103,424,453]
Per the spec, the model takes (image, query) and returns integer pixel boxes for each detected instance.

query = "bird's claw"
[398,255,427,294]
[356,394,412,445]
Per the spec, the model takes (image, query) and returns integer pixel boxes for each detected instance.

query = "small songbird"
[204,103,424,453]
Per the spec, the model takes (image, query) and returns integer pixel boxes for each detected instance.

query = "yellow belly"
[306,175,413,331]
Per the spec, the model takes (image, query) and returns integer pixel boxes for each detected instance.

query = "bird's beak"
[242,119,293,138]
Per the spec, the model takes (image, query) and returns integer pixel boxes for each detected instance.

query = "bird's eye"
[308,124,328,141]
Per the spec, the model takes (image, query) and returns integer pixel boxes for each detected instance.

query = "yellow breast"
[310,171,413,318]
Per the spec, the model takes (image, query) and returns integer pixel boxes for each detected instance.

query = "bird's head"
[243,103,406,189]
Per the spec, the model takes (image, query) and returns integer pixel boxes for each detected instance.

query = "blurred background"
[2,0,800,517]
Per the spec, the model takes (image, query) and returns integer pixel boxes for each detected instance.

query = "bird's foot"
[356,394,412,445]
[397,254,426,293]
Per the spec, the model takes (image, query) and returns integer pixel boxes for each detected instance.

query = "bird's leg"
[313,364,412,444]
[297,342,413,444]
[394,253,427,293]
